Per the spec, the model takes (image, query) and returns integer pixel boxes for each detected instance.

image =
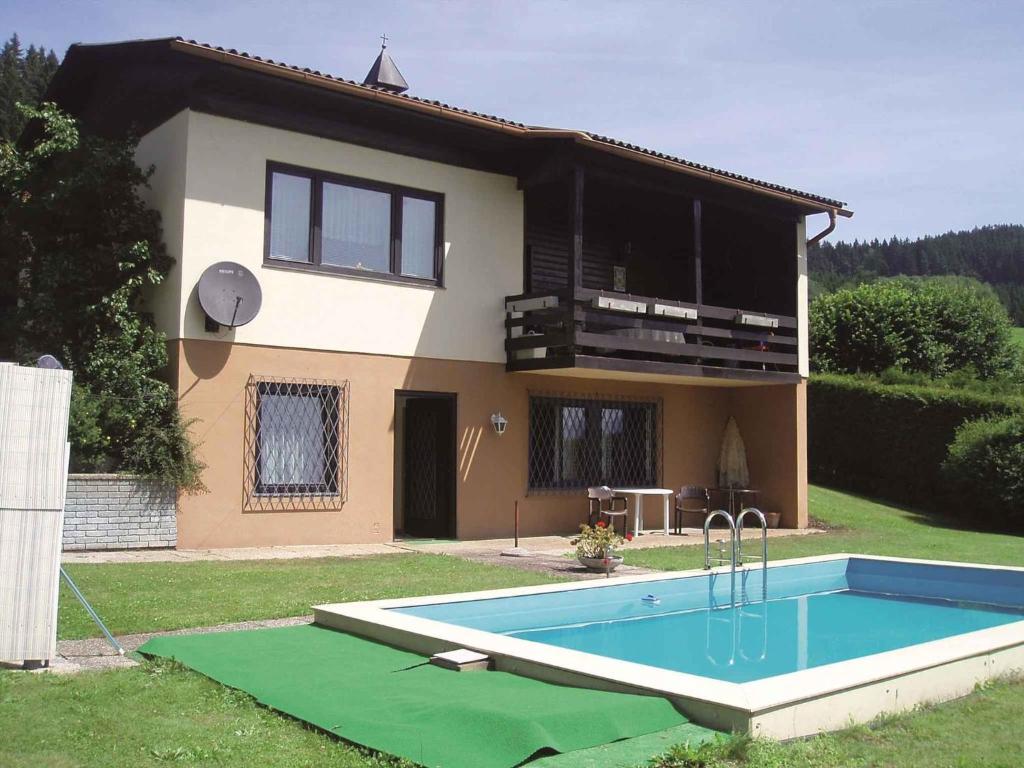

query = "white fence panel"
[0,363,73,663]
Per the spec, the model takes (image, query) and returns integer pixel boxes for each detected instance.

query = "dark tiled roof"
[171,37,847,210]
[175,38,530,127]
[584,132,847,210]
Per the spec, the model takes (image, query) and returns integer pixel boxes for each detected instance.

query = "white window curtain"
[321,182,391,271]
[269,173,312,262]
[259,394,325,487]
[401,197,437,278]
[600,407,625,478]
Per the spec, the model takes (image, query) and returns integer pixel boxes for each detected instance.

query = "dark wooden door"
[402,396,455,538]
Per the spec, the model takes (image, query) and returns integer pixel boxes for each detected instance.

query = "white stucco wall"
[147,109,524,364]
[135,110,190,342]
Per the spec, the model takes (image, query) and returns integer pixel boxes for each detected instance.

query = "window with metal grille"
[243,376,349,510]
[528,394,661,492]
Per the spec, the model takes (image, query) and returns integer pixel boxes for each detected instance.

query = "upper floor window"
[264,162,444,285]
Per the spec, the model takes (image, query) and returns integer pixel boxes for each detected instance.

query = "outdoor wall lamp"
[490,412,508,436]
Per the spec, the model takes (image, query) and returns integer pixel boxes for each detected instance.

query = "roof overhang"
[44,37,852,219]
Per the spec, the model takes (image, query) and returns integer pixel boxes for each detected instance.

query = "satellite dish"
[36,354,64,370]
[197,262,262,330]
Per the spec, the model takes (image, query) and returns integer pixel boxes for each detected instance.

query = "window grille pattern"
[243,376,349,510]
[528,393,661,493]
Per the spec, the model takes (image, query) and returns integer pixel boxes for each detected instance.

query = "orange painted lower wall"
[172,339,806,548]
[730,380,807,529]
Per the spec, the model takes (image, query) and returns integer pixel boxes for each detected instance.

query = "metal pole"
[501,499,530,558]
[60,567,124,656]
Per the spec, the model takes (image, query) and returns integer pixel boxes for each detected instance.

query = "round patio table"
[711,487,759,518]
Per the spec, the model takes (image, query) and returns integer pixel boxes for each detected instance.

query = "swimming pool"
[315,555,1024,737]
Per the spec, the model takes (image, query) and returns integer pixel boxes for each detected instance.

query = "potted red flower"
[572,520,632,572]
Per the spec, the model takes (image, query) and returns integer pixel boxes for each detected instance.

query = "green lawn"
[1011,326,1024,350]
[5,661,1023,768]
[625,485,1024,571]
[0,658,412,768]
[5,486,1024,768]
[651,677,1024,768]
[58,553,562,640]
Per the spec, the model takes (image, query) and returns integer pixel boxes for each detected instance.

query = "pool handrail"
[703,509,737,571]
[736,507,768,581]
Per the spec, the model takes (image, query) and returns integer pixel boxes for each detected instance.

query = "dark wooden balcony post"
[568,165,585,346]
[693,199,703,306]
[569,165,584,298]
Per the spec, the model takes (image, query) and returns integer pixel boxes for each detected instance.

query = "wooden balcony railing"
[504,288,800,382]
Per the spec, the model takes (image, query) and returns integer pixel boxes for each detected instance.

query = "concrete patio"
[61,525,820,566]
[392,526,822,579]
[396,525,818,556]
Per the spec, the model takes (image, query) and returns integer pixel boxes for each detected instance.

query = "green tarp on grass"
[139,624,688,768]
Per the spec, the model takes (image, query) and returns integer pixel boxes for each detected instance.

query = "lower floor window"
[244,376,349,509]
[528,395,660,491]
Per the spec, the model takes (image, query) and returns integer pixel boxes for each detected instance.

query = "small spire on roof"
[363,34,409,94]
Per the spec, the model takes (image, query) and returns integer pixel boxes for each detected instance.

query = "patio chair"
[586,486,630,537]
[674,486,711,534]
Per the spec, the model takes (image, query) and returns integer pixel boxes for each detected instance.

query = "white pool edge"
[313,554,1024,738]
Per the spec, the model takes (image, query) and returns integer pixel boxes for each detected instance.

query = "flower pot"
[515,331,547,360]
[764,512,781,529]
[578,555,624,572]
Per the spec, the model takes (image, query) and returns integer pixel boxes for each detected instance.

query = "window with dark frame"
[264,162,444,285]
[243,376,350,511]
[528,395,660,492]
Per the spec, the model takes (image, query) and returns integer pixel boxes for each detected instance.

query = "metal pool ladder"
[703,509,770,668]
[703,509,737,667]
[736,507,768,578]
[703,509,737,571]
[732,508,769,666]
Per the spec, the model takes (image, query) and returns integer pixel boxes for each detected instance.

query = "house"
[46,38,850,549]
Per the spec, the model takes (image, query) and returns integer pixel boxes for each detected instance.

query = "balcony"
[510,158,806,384]
[505,287,800,383]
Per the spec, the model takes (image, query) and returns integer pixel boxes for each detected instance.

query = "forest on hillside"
[809,224,1024,324]
[0,34,59,142]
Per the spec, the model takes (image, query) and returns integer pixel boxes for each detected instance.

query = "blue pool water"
[393,558,1024,683]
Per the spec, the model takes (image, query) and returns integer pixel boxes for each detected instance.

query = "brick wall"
[63,474,176,551]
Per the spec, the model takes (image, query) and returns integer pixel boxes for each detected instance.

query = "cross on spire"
[363,33,408,93]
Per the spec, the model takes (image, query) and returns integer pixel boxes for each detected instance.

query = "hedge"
[944,415,1024,524]
[808,374,1024,518]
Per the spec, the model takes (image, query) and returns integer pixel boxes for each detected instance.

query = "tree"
[808,225,1024,324]
[809,276,1017,379]
[0,102,202,487]
[0,34,60,142]
[0,34,25,142]
[945,414,1024,523]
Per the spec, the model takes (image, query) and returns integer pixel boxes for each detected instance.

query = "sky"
[6,0,1024,243]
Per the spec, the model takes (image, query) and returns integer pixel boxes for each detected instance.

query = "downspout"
[806,209,837,247]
